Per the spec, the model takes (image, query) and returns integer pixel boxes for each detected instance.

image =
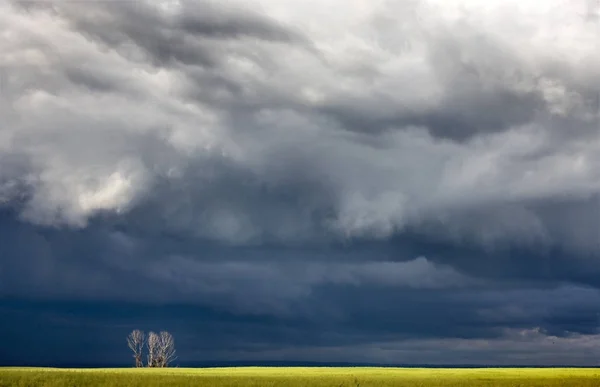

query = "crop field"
[1,367,600,386]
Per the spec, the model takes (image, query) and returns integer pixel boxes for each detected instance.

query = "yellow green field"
[1,367,600,386]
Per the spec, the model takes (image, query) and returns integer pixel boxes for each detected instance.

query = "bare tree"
[126,330,145,368]
[157,331,177,367]
[147,331,160,368]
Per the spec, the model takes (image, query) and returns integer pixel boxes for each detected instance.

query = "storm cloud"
[1,0,600,365]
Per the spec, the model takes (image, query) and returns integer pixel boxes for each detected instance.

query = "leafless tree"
[126,330,145,368]
[143,330,177,368]
[157,331,177,367]
[147,331,160,367]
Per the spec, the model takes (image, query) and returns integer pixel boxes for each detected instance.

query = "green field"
[1,367,600,386]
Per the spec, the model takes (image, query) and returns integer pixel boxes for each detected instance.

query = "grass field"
[1,367,600,386]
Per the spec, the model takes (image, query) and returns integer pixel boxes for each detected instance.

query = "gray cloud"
[216,328,600,366]
[1,0,600,365]
[2,0,599,248]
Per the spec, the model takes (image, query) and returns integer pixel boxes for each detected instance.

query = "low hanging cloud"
[211,327,600,366]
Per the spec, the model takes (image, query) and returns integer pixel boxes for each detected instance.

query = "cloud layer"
[1,0,600,365]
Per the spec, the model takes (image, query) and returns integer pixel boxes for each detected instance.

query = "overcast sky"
[1,0,600,366]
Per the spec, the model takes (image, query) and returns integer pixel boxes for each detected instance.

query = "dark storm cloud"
[2,210,600,330]
[2,286,600,366]
[2,212,600,365]
[63,66,124,93]
[50,0,312,93]
[1,0,600,366]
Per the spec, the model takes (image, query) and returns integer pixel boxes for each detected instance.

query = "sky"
[1,0,600,367]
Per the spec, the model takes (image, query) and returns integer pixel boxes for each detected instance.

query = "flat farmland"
[1,367,600,386]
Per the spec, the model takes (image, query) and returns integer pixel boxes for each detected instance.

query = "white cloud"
[0,0,599,253]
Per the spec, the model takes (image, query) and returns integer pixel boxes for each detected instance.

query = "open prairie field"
[1,367,600,387]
